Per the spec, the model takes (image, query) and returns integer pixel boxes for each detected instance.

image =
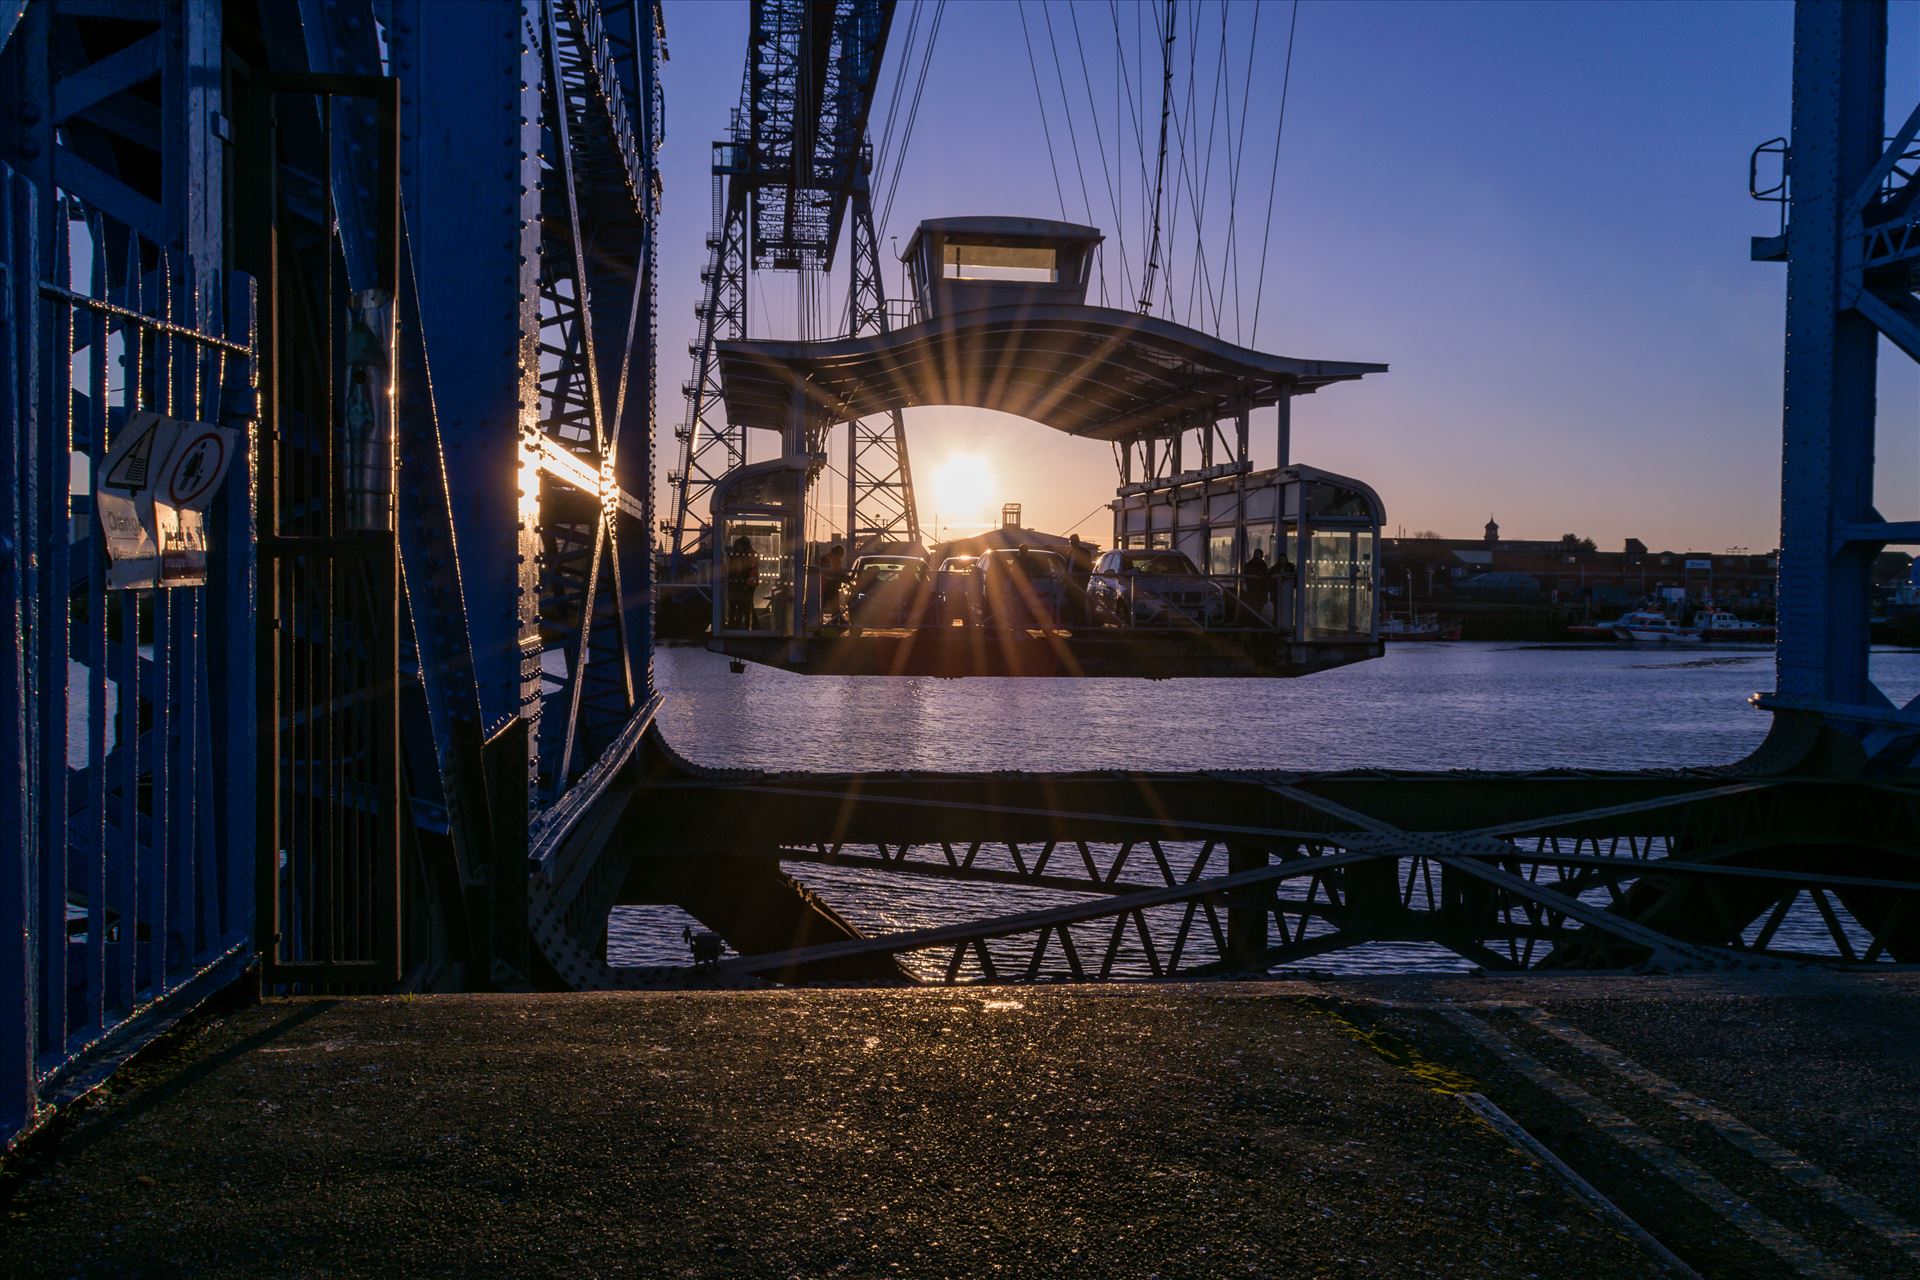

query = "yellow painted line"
[1519,1007,1920,1267]
[1457,1091,1702,1280]
[1445,1010,1858,1280]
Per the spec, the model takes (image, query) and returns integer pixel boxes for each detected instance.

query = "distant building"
[932,501,1096,562]
[1382,529,1781,609]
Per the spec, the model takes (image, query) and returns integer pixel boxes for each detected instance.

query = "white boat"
[1612,611,1702,643]
[1695,610,1774,641]
[1381,610,1462,641]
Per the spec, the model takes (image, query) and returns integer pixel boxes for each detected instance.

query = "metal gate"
[0,166,257,1143]
[247,73,405,991]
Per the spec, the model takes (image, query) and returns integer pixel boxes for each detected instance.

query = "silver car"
[1088,549,1226,627]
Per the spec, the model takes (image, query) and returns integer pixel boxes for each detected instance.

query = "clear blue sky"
[654,0,1918,552]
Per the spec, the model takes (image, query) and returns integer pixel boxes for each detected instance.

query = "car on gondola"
[977,547,1074,629]
[933,555,982,625]
[847,554,933,629]
[1087,549,1227,627]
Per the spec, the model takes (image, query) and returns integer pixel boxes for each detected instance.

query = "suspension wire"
[871,0,924,185]
[1104,0,1149,305]
[1217,0,1261,341]
[1017,0,1071,220]
[1036,1,1103,302]
[876,0,947,239]
[1161,0,1202,321]
[1148,0,1206,327]
[1058,0,1136,307]
[1249,0,1300,348]
[1137,0,1175,313]
[1180,0,1231,330]
[1062,499,1116,537]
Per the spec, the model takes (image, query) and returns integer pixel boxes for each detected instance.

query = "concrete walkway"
[3,973,1916,1277]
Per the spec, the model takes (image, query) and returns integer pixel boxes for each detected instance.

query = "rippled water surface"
[609,642,1920,973]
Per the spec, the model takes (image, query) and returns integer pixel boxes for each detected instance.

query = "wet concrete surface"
[3,973,1915,1278]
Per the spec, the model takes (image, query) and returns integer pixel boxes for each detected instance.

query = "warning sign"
[94,411,239,589]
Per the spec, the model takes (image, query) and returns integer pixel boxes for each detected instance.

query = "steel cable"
[1249,0,1300,348]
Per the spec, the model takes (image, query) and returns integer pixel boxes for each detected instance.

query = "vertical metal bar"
[113,236,139,1007]
[247,81,281,987]
[320,94,336,974]
[149,249,172,992]
[37,208,72,1058]
[0,161,42,1141]
[84,210,108,1026]
[1274,386,1291,468]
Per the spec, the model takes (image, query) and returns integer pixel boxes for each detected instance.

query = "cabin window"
[942,241,1059,283]
[1177,530,1206,571]
[1305,481,1373,519]
[1304,530,1375,638]
[1207,529,1237,575]
[1243,522,1275,562]
[720,519,782,634]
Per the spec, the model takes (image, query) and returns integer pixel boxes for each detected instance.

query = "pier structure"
[0,0,1915,1156]
[706,214,1391,677]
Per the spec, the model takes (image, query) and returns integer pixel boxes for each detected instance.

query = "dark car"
[847,554,932,629]
[1088,549,1226,627]
[934,555,981,626]
[977,547,1071,629]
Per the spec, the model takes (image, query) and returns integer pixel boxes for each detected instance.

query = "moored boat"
[1381,610,1463,641]
[1612,610,1701,643]
[1695,610,1774,641]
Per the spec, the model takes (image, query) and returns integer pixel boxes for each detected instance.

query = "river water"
[607,642,1920,975]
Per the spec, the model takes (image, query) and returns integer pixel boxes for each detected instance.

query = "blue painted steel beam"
[1773,0,1887,712]
[391,0,545,756]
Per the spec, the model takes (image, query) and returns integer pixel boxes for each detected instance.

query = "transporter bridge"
[709,215,1390,676]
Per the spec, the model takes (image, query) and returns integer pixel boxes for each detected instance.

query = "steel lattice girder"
[668,0,893,565]
[585,767,1920,981]
[843,179,917,548]
[381,0,660,987]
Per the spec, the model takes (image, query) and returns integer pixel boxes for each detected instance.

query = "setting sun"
[929,453,996,527]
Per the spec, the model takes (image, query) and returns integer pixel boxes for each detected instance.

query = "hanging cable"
[877,0,946,239]
[1017,0,1071,220]
[870,0,923,186]
[1179,0,1229,329]
[1217,0,1261,341]
[1060,0,1135,306]
[1137,0,1175,313]
[1036,1,1104,301]
[1249,0,1300,348]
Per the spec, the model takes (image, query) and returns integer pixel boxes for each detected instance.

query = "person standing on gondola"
[725,535,759,629]
[1241,547,1272,623]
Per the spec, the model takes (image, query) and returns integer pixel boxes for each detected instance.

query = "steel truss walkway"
[0,0,1916,1150]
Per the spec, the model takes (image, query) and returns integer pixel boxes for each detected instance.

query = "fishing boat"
[1612,610,1701,643]
[1568,615,1627,639]
[1381,610,1463,641]
[1384,573,1461,641]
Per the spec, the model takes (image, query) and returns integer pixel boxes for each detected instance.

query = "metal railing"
[2,175,257,1145]
[767,569,1297,634]
[1085,572,1289,632]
